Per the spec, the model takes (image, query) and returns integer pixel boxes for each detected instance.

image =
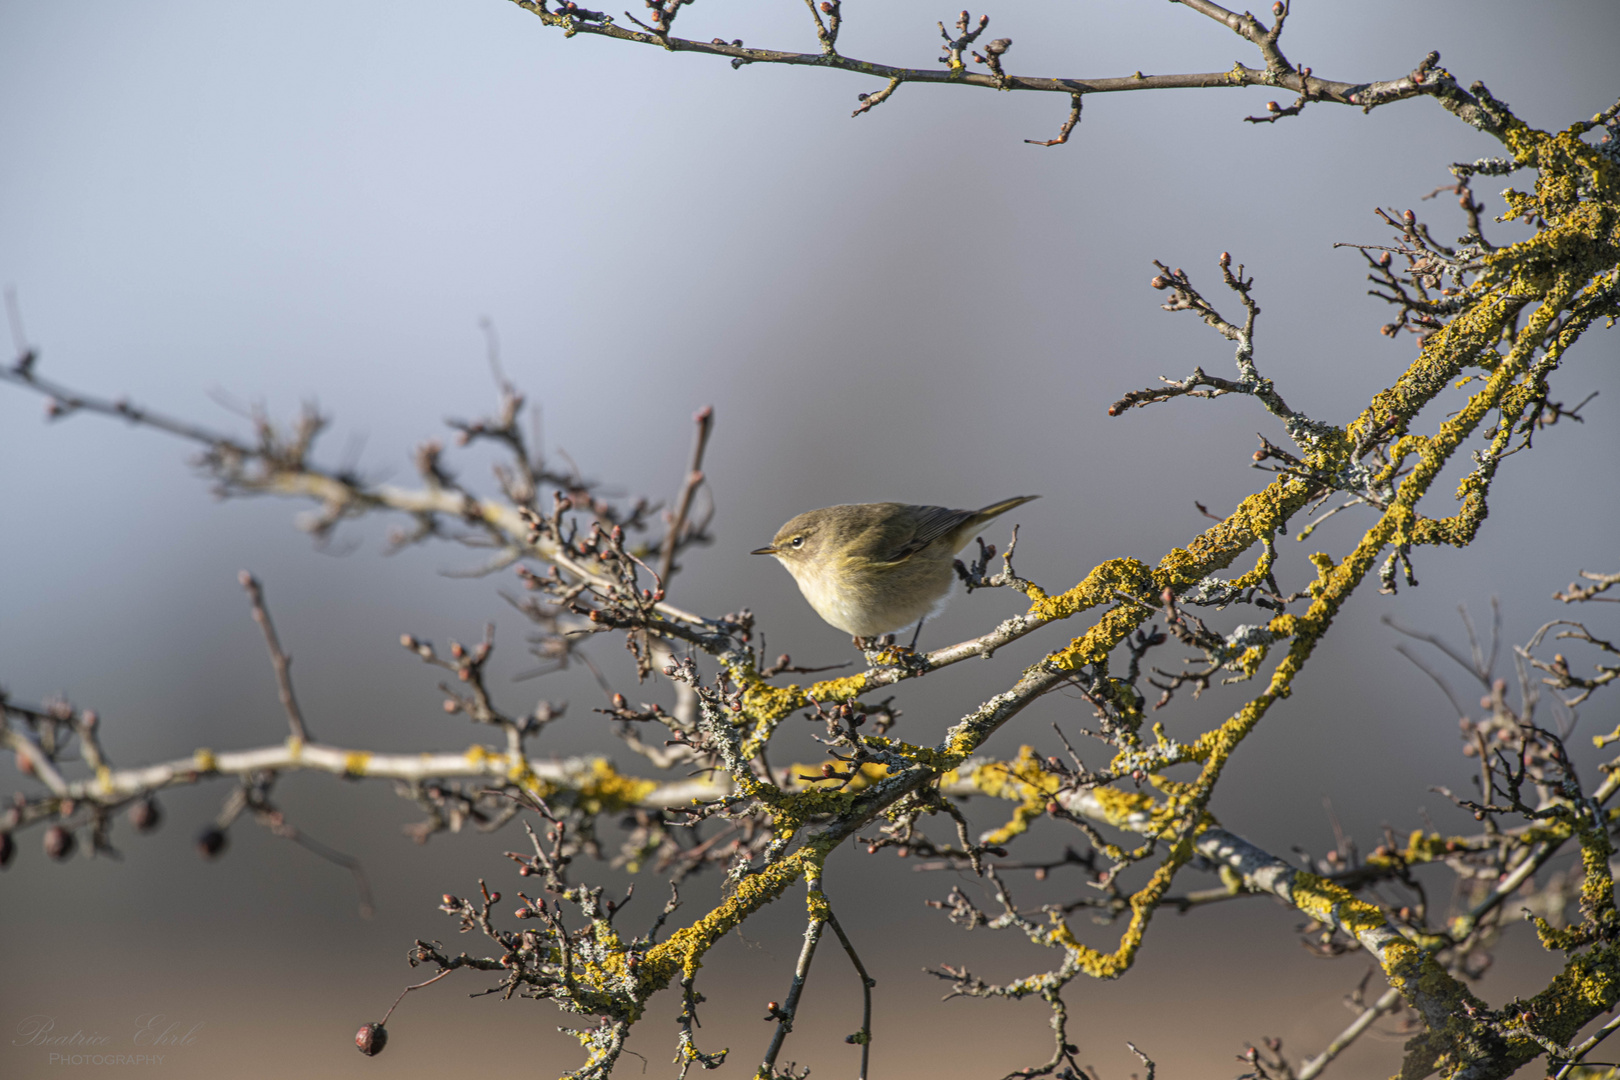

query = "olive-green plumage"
[751,496,1039,639]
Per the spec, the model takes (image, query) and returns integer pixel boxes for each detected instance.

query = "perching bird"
[751,496,1039,647]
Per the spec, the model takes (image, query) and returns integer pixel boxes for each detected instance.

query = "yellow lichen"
[577,758,659,815]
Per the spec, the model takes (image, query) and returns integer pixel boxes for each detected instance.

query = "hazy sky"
[2,2,1618,1078]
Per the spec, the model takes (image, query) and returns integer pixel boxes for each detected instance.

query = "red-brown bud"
[1150,276,1169,290]
[1266,101,1280,112]
[1271,1,1283,14]
[1219,251,1231,267]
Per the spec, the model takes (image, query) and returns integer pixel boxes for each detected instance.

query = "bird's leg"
[907,617,927,652]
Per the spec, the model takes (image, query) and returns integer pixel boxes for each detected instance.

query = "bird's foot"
[858,635,929,674]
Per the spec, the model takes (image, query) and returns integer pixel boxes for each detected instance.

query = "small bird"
[751,496,1039,647]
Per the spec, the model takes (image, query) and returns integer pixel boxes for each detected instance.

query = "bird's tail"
[972,494,1040,524]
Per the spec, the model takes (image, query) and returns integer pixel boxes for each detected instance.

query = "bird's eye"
[790,536,804,548]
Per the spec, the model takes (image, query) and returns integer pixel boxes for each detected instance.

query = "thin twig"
[826,909,875,1080]
[658,405,713,587]
[760,912,825,1074]
[1297,984,1403,1080]
[238,571,311,742]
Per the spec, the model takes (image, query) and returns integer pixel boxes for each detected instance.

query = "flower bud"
[0,832,14,867]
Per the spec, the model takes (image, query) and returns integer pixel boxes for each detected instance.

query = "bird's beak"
[750,545,777,556]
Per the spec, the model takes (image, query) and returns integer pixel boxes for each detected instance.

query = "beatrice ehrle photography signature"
[12,1014,203,1065]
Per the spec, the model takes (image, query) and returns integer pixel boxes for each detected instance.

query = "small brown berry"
[355,1022,388,1056]
[130,798,162,833]
[44,825,75,861]
[196,828,226,859]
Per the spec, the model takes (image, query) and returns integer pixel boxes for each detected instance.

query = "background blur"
[2,2,1618,1077]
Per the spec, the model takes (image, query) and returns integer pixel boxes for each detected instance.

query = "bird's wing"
[876,505,974,564]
